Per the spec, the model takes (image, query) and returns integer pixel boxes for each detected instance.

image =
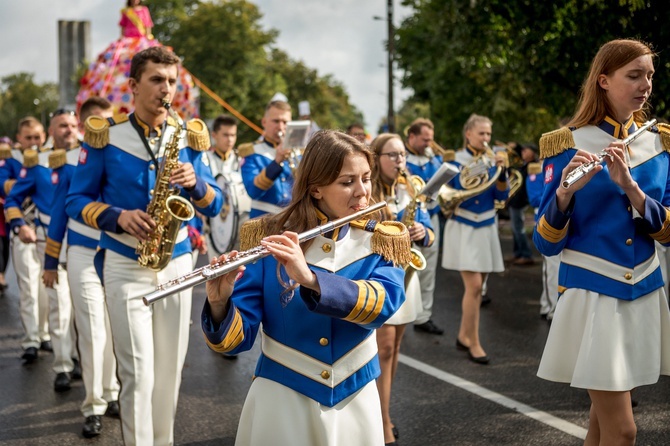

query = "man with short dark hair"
[346,123,366,144]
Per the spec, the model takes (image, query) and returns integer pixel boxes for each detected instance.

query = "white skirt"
[441,219,504,273]
[235,377,384,446]
[386,272,422,326]
[537,288,670,391]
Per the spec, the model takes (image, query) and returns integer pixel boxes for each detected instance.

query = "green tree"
[395,0,670,148]
[0,73,58,139]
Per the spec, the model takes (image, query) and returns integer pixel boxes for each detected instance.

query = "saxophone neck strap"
[129,113,166,169]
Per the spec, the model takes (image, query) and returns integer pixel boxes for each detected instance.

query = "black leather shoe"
[392,425,399,439]
[468,351,490,365]
[221,353,238,360]
[22,347,38,364]
[82,415,102,438]
[106,400,120,418]
[54,372,71,392]
[71,358,82,380]
[39,340,53,352]
[414,320,444,335]
[481,294,492,307]
[456,338,469,351]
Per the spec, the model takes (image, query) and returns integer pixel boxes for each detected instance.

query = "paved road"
[1,232,669,445]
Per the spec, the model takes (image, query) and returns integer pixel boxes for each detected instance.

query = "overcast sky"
[0,0,414,133]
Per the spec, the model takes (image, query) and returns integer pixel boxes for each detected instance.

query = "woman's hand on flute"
[206,251,245,324]
[556,149,602,212]
[604,143,646,215]
[261,232,321,294]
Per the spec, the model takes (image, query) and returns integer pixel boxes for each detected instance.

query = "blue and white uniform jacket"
[405,143,443,216]
[44,149,100,270]
[239,138,293,218]
[5,149,59,232]
[0,148,24,198]
[202,217,408,407]
[525,162,544,221]
[385,177,435,247]
[446,146,509,227]
[65,114,223,261]
[533,118,670,301]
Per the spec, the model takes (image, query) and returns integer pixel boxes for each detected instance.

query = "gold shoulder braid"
[22,149,39,168]
[351,219,412,266]
[186,119,209,151]
[0,144,12,160]
[656,123,670,153]
[237,142,255,158]
[539,127,574,159]
[84,116,110,149]
[442,149,456,162]
[527,161,542,175]
[239,217,269,251]
[49,149,67,169]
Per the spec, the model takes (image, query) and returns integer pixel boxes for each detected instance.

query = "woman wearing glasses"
[441,114,508,365]
[371,133,434,445]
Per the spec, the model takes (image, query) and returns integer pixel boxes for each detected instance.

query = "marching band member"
[202,130,409,446]
[404,118,444,335]
[45,97,120,438]
[534,39,670,445]
[371,133,433,445]
[240,100,293,218]
[5,110,79,391]
[66,46,223,445]
[441,114,509,365]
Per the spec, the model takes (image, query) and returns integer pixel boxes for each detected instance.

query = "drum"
[208,173,250,255]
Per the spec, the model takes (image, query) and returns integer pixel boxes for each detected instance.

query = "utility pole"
[386,0,395,133]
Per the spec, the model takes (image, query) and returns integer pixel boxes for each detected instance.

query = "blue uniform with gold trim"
[201,219,406,407]
[405,143,443,216]
[386,179,435,247]
[65,114,223,261]
[240,138,293,217]
[0,149,24,198]
[533,119,670,301]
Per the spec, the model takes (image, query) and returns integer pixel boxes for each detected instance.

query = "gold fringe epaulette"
[0,143,12,160]
[539,127,574,159]
[186,119,210,152]
[656,123,670,153]
[49,149,67,169]
[84,116,110,149]
[442,150,456,162]
[351,219,412,266]
[527,162,542,175]
[22,149,38,168]
[237,143,255,158]
[239,217,269,251]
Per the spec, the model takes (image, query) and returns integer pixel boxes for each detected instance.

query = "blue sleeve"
[526,172,545,210]
[241,154,278,200]
[182,148,223,217]
[5,169,36,229]
[397,206,435,247]
[45,166,71,270]
[0,160,18,199]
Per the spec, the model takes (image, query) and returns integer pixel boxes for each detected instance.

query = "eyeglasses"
[50,108,76,119]
[379,152,406,161]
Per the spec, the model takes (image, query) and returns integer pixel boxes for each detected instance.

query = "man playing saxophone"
[66,46,223,445]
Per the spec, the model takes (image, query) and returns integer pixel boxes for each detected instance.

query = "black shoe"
[54,372,71,392]
[82,415,102,438]
[456,338,469,351]
[414,320,444,335]
[222,353,238,360]
[22,347,38,364]
[39,340,53,352]
[71,358,82,380]
[481,295,492,307]
[468,351,490,365]
[392,426,399,439]
[106,400,120,418]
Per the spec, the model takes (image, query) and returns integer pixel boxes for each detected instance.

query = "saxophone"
[397,169,427,288]
[136,100,196,271]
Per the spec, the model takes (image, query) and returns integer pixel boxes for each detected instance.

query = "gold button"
[627,206,632,212]
[625,239,632,246]
[149,164,156,171]
[319,338,329,346]
[475,200,480,204]
[149,138,157,145]
[321,370,330,380]
[149,189,154,196]
[624,273,632,280]
[322,243,332,253]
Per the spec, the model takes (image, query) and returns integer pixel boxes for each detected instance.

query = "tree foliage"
[145,0,362,142]
[395,0,670,148]
[0,73,58,139]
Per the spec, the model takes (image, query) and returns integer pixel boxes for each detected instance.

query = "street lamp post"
[374,1,395,133]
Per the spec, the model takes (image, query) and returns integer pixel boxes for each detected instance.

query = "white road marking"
[399,354,588,440]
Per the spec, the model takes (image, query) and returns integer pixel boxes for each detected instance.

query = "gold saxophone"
[136,100,196,271]
[397,169,427,288]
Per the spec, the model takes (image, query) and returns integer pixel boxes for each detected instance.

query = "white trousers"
[68,245,119,417]
[656,242,670,300]
[11,234,49,349]
[539,254,560,318]
[415,213,440,324]
[104,250,192,446]
[35,232,76,374]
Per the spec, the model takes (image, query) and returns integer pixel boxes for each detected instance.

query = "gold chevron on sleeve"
[45,238,62,259]
[253,168,274,190]
[537,215,568,243]
[5,207,24,221]
[193,184,216,208]
[358,281,386,324]
[345,280,386,324]
[4,179,16,196]
[82,202,110,229]
[650,208,670,244]
[204,309,245,353]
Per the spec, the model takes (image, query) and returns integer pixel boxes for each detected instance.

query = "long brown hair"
[569,39,654,128]
[370,133,403,221]
[266,130,375,250]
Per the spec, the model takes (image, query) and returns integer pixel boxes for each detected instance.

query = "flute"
[143,201,387,305]
[562,119,657,189]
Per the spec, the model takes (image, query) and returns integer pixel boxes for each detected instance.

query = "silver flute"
[562,119,657,189]
[143,201,387,305]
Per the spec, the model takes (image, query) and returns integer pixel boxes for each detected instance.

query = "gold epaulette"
[527,162,542,175]
[22,149,38,168]
[239,217,269,251]
[84,116,110,149]
[186,119,209,152]
[237,142,255,158]
[442,150,456,162]
[49,149,67,169]
[656,123,670,153]
[539,127,574,159]
[0,144,12,160]
[351,219,412,266]
[112,113,129,125]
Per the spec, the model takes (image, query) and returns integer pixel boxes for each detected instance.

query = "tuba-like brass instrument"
[137,100,196,271]
[397,169,427,288]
